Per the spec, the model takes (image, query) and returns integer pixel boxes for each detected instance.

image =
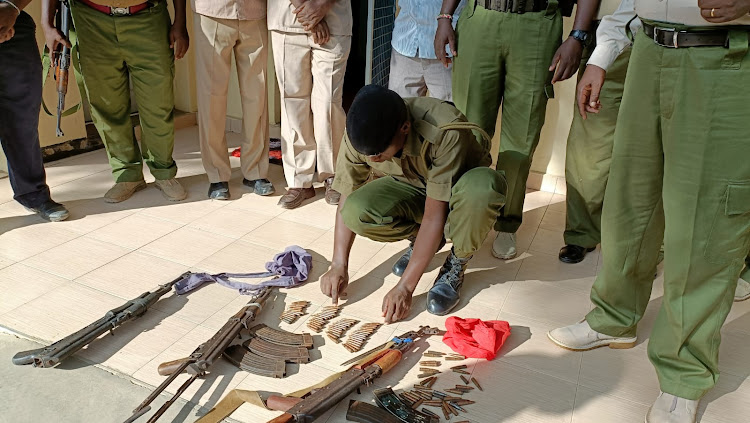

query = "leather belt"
[79,0,149,16]
[643,23,733,48]
[478,0,547,14]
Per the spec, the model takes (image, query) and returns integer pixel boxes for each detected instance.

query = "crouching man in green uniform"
[320,85,506,321]
[42,0,189,203]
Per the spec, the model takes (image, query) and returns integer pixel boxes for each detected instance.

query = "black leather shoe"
[208,182,230,200]
[243,178,275,196]
[558,245,596,264]
[426,249,471,316]
[392,235,447,277]
[25,200,70,222]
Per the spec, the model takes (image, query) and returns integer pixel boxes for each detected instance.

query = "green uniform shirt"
[332,97,492,202]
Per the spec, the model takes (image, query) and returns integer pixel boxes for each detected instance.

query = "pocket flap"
[726,183,750,216]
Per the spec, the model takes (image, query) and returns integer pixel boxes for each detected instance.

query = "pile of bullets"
[342,323,381,352]
[279,301,310,324]
[325,318,359,344]
[306,305,341,332]
[397,376,478,421]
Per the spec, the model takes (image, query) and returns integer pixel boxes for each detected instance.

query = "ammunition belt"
[478,0,547,14]
[246,338,311,364]
[248,324,314,348]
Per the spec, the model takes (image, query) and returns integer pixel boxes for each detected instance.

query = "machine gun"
[125,287,274,423]
[53,0,72,137]
[265,326,442,423]
[12,272,191,368]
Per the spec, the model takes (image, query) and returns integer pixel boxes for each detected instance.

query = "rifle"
[12,272,192,368]
[265,326,441,423]
[54,0,72,137]
[125,287,274,423]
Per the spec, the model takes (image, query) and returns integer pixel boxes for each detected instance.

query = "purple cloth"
[174,246,313,295]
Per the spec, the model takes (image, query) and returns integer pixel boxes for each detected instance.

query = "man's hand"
[294,0,333,31]
[576,64,606,119]
[382,284,413,324]
[549,37,583,83]
[311,19,330,45]
[169,22,189,60]
[321,263,349,304]
[699,0,750,23]
[434,19,457,68]
[0,3,19,44]
[41,24,70,58]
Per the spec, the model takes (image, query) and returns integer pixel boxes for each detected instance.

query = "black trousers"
[0,12,51,208]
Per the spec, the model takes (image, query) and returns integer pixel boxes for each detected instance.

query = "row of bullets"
[342,323,381,353]
[306,305,341,332]
[422,350,466,361]
[279,301,310,324]
[325,318,359,344]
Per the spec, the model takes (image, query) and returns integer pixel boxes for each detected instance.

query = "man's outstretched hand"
[382,284,413,324]
[576,64,606,119]
[321,263,349,304]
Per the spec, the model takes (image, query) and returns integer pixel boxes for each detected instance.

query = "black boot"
[558,245,596,264]
[392,235,446,277]
[426,248,470,316]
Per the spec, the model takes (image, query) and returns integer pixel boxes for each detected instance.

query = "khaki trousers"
[270,31,351,188]
[388,50,453,101]
[194,13,269,183]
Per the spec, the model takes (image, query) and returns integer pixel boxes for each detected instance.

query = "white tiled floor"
[1,126,748,423]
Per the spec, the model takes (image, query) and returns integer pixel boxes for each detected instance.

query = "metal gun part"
[245,338,310,364]
[248,324,314,348]
[373,388,437,423]
[345,400,401,423]
[223,345,286,378]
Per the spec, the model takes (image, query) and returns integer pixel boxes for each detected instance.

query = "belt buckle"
[110,7,130,16]
[653,26,685,48]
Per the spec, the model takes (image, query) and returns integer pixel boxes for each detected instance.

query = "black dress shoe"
[426,248,471,316]
[24,200,70,222]
[392,235,447,277]
[208,182,230,200]
[243,178,275,196]
[558,245,596,264]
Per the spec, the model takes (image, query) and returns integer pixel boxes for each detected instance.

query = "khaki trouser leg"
[388,50,429,98]
[587,30,750,400]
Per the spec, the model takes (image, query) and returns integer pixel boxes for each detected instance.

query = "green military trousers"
[341,168,506,259]
[71,0,177,182]
[586,28,750,400]
[564,37,632,248]
[452,4,562,234]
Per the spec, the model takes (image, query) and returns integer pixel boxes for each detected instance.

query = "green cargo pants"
[341,168,506,259]
[452,3,562,234]
[71,0,177,182]
[564,37,631,248]
[586,28,750,400]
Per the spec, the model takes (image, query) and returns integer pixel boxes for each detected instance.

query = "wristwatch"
[569,30,589,45]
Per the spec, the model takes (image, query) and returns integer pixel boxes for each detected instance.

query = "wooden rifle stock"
[157,358,189,376]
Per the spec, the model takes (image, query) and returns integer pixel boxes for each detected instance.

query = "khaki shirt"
[332,97,492,202]
[267,0,352,36]
[636,0,750,26]
[192,0,266,20]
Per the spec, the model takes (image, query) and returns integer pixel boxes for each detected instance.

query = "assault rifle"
[12,272,191,368]
[265,326,442,423]
[125,287,273,423]
[54,0,72,137]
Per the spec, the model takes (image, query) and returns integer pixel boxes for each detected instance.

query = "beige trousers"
[270,31,351,188]
[388,50,453,101]
[194,13,269,183]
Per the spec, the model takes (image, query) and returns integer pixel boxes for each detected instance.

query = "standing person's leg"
[562,46,631,263]
[236,18,273,196]
[194,13,237,199]
[422,57,453,102]
[71,3,146,202]
[271,31,317,209]
[388,50,428,98]
[0,12,68,221]
[494,9,562,258]
[310,34,351,205]
[737,255,750,302]
[121,2,183,201]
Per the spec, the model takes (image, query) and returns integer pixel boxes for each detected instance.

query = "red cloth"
[231,148,242,157]
[442,317,511,360]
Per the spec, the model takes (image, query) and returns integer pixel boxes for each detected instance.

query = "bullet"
[449,402,467,412]
[423,400,443,406]
[471,377,483,391]
[452,400,475,406]
[441,402,451,420]
[411,399,424,409]
[444,389,464,395]
[421,408,439,418]
[455,385,474,390]
[427,350,446,355]
[460,375,470,385]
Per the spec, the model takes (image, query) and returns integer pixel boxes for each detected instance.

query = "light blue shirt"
[391,0,466,60]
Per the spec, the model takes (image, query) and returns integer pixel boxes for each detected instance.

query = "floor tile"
[0,221,80,262]
[549,194,567,213]
[86,213,183,250]
[139,226,235,267]
[718,330,750,380]
[540,209,566,232]
[523,190,554,213]
[503,280,591,326]
[699,372,750,423]
[277,197,337,230]
[515,251,598,293]
[529,227,567,256]
[21,236,131,280]
[572,386,650,423]
[138,186,227,225]
[187,207,272,239]
[242,218,327,252]
[0,263,69,315]
[305,229,386,274]
[194,239,281,275]
[0,255,14,270]
[579,344,661,405]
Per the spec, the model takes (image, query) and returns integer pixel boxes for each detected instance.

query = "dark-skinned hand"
[169,22,189,60]
[0,3,19,44]
[321,262,349,305]
[382,284,413,324]
[311,19,330,45]
[294,0,333,31]
[549,37,583,83]
[434,18,457,68]
[699,0,750,23]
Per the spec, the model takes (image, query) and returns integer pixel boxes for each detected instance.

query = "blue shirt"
[391,0,466,60]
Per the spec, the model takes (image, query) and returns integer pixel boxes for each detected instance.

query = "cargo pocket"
[704,183,750,265]
[544,84,555,99]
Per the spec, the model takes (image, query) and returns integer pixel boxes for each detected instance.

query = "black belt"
[643,23,731,48]
[478,0,547,14]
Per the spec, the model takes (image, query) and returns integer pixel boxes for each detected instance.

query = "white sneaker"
[548,320,637,351]
[735,277,750,302]
[646,392,698,423]
[154,178,187,201]
[492,232,517,259]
